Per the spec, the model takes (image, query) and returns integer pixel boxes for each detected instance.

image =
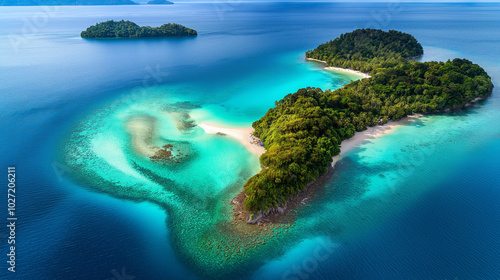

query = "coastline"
[332,114,421,165]
[198,123,266,156]
[204,115,422,225]
[204,91,487,225]
[305,57,371,79]
[200,115,420,168]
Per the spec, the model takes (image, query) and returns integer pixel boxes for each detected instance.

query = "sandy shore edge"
[306,57,371,79]
[198,123,266,156]
[200,116,420,225]
[331,114,421,167]
[199,114,420,164]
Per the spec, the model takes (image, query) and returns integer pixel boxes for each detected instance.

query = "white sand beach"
[306,57,371,78]
[199,115,421,163]
[330,114,421,168]
[198,123,266,156]
[324,66,371,79]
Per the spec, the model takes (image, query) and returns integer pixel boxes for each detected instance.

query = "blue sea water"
[0,2,499,280]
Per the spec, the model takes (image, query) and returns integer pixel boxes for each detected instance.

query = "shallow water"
[0,2,499,279]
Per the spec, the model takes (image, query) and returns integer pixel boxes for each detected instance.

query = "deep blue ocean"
[0,2,499,280]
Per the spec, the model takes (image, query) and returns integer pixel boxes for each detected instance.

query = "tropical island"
[235,29,493,221]
[81,20,197,39]
[306,28,424,73]
[61,26,495,277]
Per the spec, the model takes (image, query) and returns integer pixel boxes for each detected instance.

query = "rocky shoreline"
[232,164,336,225]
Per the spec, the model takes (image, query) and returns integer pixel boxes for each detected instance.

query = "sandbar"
[198,123,266,156]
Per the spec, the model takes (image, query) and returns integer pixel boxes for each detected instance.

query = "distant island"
[306,28,424,73]
[81,20,197,39]
[147,0,173,4]
[238,29,493,221]
[0,0,137,5]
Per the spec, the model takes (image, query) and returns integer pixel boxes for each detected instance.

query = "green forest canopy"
[306,28,424,73]
[243,29,493,213]
[81,20,197,38]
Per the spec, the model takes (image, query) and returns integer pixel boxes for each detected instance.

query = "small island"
[306,28,424,73]
[237,29,493,221]
[147,0,173,4]
[81,20,197,39]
